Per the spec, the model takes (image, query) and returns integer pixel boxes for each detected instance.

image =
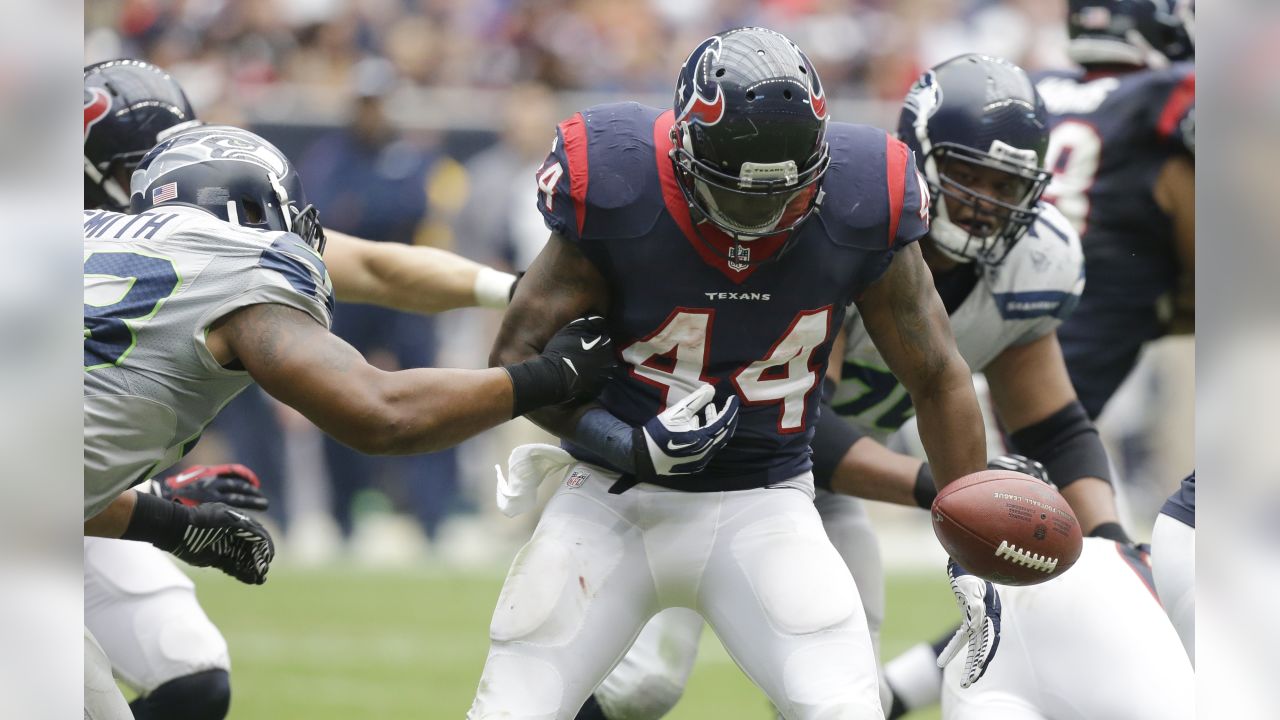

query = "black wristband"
[1087,521,1133,545]
[914,463,938,509]
[503,357,567,418]
[120,492,191,552]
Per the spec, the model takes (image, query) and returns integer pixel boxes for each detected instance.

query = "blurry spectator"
[454,82,560,270]
[296,56,460,541]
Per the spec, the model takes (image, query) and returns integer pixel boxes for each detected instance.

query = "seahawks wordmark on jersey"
[83,207,332,518]
[832,202,1083,441]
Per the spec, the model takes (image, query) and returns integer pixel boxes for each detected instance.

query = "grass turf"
[190,565,951,719]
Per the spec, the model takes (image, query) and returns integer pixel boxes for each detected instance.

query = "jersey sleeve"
[198,231,335,337]
[535,113,590,245]
[849,141,932,295]
[883,136,931,249]
[1153,67,1195,156]
[1005,204,1086,346]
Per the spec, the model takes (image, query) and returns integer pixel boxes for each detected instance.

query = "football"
[932,469,1083,586]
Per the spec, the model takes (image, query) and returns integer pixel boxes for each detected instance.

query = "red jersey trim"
[885,134,910,248]
[1156,72,1195,141]
[653,110,790,284]
[559,113,590,236]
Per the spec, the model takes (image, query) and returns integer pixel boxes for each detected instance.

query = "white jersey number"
[1043,121,1102,235]
[623,307,831,432]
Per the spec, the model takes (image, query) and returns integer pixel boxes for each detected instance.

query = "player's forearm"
[1061,478,1122,535]
[827,438,928,507]
[344,367,517,455]
[326,230,514,313]
[912,360,987,488]
[84,490,138,538]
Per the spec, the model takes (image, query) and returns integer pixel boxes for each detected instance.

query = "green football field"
[189,565,951,719]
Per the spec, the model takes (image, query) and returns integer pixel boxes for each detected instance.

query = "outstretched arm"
[323,230,517,314]
[218,302,516,455]
[854,244,985,486]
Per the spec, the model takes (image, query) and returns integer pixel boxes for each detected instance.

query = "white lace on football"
[994,540,1059,574]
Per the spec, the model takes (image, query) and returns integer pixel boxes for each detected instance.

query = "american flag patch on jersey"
[152,182,178,204]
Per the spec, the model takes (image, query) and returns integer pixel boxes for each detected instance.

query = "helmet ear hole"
[241,198,266,224]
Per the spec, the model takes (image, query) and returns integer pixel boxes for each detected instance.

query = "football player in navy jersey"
[474,27,988,719]
[1032,0,1195,420]
[574,54,1168,720]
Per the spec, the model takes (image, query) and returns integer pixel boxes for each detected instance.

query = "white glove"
[938,559,1002,688]
[637,383,739,478]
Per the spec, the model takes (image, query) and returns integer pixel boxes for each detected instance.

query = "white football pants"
[1151,512,1195,664]
[592,489,889,718]
[941,538,1193,720]
[468,463,884,720]
[84,537,231,695]
[84,627,132,720]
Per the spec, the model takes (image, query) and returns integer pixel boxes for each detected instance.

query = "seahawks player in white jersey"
[576,55,1134,720]
[83,59,531,720]
[83,123,617,719]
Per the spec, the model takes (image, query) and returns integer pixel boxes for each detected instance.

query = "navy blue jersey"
[536,103,929,490]
[1160,472,1195,528]
[1034,63,1194,417]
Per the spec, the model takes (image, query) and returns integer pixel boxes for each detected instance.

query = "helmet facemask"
[923,141,1050,265]
[672,121,829,241]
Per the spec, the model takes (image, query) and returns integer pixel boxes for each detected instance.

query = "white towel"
[494,443,578,517]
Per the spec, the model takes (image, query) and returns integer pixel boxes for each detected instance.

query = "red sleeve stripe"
[885,134,910,248]
[559,113,590,236]
[1157,73,1195,140]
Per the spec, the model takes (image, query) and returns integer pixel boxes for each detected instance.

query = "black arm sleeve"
[1008,400,1111,490]
[811,378,867,491]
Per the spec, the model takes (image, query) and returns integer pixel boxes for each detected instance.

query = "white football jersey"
[831,202,1084,442]
[83,206,332,518]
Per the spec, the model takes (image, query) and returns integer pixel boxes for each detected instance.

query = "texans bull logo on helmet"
[675,35,726,126]
[84,87,111,141]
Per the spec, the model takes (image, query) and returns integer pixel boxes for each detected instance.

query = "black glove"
[987,454,1049,484]
[505,315,617,416]
[123,492,275,585]
[155,463,268,511]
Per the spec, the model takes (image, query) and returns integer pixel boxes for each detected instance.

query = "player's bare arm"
[489,231,610,438]
[84,490,137,538]
[214,301,552,455]
[819,330,927,505]
[984,331,1121,535]
[1154,154,1195,333]
[324,229,516,313]
[855,243,985,486]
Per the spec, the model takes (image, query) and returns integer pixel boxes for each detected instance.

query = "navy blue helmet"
[669,27,829,257]
[131,125,326,254]
[84,59,199,211]
[898,54,1051,265]
[1067,0,1194,68]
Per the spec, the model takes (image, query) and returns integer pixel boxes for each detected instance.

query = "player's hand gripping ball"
[931,469,1083,586]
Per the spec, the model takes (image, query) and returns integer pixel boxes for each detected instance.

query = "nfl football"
[932,469,1082,586]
